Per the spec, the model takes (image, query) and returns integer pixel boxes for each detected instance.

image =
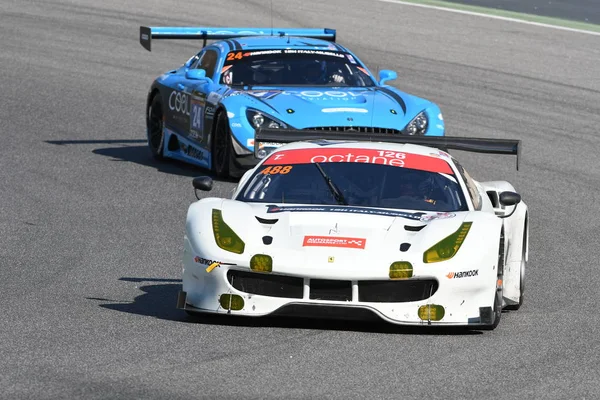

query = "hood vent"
[256,216,279,225]
[404,224,426,232]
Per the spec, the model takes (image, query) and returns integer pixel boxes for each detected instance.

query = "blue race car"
[140,26,445,178]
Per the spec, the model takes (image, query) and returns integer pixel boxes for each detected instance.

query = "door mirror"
[192,176,213,192]
[499,191,521,206]
[378,70,397,85]
[186,69,207,80]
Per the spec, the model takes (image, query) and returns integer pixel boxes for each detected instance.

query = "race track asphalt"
[1,0,600,399]
[443,0,600,24]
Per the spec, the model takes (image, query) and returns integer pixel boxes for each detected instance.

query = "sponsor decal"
[180,142,208,161]
[246,139,283,149]
[267,205,427,221]
[223,70,233,85]
[446,270,479,279]
[188,130,202,141]
[283,49,345,58]
[265,205,455,222]
[205,105,216,117]
[438,113,444,121]
[169,91,190,115]
[207,92,222,105]
[321,107,368,113]
[346,54,357,64]
[221,65,233,74]
[263,148,453,174]
[303,235,366,249]
[246,90,283,100]
[141,33,149,40]
[194,256,220,266]
[227,111,235,118]
[357,67,369,75]
[231,122,242,128]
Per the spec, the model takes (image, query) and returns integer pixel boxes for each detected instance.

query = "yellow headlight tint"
[418,304,445,321]
[250,254,272,273]
[212,209,245,254]
[423,222,472,263]
[219,294,244,311]
[389,261,413,279]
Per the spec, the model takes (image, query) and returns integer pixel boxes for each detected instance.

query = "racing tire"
[212,111,238,179]
[147,94,165,160]
[505,223,527,311]
[481,232,505,330]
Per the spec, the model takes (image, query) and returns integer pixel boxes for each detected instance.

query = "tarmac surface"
[444,0,600,24]
[1,0,600,399]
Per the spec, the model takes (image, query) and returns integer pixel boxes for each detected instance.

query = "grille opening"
[358,279,438,303]
[227,270,303,299]
[310,279,352,301]
[304,126,402,134]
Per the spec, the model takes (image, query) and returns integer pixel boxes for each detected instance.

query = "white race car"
[178,130,528,330]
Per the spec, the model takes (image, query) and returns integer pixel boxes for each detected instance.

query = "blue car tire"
[147,94,165,160]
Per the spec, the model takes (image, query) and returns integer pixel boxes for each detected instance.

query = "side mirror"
[192,176,213,192]
[497,191,521,218]
[378,69,397,85]
[499,191,521,206]
[186,69,208,80]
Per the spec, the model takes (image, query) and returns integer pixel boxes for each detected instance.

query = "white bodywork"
[180,141,528,327]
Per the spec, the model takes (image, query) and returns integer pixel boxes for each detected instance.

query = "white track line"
[374,0,600,36]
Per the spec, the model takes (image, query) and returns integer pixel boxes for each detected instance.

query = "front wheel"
[212,111,233,178]
[147,94,165,160]
[481,233,505,330]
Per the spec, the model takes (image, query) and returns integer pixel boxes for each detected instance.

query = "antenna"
[270,0,273,36]
[369,64,378,130]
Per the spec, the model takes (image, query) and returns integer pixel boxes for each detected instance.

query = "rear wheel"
[147,94,165,159]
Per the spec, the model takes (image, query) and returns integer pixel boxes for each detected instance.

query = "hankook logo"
[446,270,479,279]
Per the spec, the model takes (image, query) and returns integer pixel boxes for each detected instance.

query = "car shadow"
[88,277,486,335]
[46,139,236,181]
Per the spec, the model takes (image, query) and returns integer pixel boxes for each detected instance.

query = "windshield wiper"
[314,163,348,205]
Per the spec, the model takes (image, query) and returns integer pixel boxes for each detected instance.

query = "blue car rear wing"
[139,26,336,51]
[254,128,522,170]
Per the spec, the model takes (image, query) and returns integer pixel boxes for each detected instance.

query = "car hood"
[188,199,476,267]
[224,86,427,130]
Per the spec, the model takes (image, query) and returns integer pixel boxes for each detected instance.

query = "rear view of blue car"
[140,26,445,178]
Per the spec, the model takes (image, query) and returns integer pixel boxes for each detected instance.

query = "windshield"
[237,147,469,212]
[220,49,375,87]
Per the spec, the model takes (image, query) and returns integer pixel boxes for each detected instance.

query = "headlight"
[405,111,428,135]
[212,209,245,254]
[423,222,472,263]
[246,109,287,129]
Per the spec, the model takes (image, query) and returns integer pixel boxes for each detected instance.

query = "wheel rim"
[214,115,228,172]
[148,102,164,152]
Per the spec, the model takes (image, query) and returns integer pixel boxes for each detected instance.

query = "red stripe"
[264,148,452,174]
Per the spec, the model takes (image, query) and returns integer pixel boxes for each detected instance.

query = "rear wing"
[139,26,336,51]
[254,128,522,170]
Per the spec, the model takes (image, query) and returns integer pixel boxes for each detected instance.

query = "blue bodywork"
[141,26,445,172]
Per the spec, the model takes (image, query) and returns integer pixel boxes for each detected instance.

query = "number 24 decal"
[226,52,243,61]
[260,166,293,175]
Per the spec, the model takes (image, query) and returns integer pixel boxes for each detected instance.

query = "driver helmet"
[304,60,327,84]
